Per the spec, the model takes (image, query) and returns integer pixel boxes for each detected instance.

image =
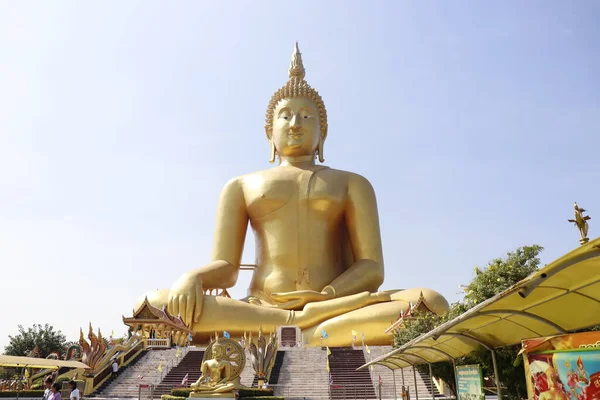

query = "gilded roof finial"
[288,42,306,81]
[568,202,591,245]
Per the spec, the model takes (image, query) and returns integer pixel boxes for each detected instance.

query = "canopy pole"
[428,363,434,396]
[393,369,398,400]
[452,359,458,398]
[491,349,502,399]
[401,367,405,387]
[413,366,419,400]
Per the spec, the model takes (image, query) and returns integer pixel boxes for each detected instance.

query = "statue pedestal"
[188,393,235,399]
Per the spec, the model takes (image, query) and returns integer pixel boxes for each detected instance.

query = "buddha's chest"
[243,172,346,220]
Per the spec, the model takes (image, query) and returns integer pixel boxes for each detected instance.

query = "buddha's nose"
[290,114,302,128]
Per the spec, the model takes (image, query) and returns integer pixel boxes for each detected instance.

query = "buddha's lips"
[288,133,303,139]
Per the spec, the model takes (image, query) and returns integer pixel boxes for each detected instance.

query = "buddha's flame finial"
[288,42,305,81]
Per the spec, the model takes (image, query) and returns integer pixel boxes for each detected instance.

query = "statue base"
[188,393,235,399]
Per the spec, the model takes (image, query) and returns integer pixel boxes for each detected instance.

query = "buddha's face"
[271,97,321,158]
[213,344,225,359]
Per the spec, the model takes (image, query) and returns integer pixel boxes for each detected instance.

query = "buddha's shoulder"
[322,168,375,188]
[220,170,274,190]
[224,167,374,188]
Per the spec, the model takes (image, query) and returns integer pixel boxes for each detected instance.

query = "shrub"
[0,391,45,397]
[238,388,274,397]
[170,388,194,397]
[161,395,186,400]
[55,375,71,384]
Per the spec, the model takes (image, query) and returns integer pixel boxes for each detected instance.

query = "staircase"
[89,350,148,396]
[268,351,285,385]
[153,349,205,396]
[94,348,178,398]
[240,356,257,387]
[329,347,376,399]
[274,347,330,399]
[366,346,441,400]
[251,351,285,387]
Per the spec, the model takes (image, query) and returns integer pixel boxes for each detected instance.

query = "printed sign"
[522,331,600,400]
[456,364,484,400]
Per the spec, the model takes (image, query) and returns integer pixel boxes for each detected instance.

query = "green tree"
[462,245,543,306]
[393,304,468,395]
[394,245,544,400]
[4,324,67,358]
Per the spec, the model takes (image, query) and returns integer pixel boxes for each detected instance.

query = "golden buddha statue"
[190,335,244,397]
[137,43,449,346]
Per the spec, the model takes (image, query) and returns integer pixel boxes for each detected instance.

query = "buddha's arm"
[219,363,232,383]
[324,174,384,298]
[195,177,249,289]
[168,178,248,323]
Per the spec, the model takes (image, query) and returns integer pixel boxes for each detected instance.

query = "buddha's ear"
[269,141,276,164]
[265,125,276,164]
[318,134,325,163]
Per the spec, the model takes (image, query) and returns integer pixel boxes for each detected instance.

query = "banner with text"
[456,364,484,400]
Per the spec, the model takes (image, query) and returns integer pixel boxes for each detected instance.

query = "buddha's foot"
[302,287,450,346]
[294,291,391,329]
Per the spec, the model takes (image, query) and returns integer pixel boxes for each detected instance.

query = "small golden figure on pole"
[568,202,591,245]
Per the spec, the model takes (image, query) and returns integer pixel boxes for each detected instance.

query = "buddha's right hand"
[168,270,205,326]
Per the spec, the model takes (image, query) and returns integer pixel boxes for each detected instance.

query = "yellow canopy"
[361,237,600,370]
[0,355,89,370]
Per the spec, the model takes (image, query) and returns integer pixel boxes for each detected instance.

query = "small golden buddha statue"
[190,335,244,397]
[137,43,449,346]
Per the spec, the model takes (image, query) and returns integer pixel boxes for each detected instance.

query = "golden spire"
[288,42,306,80]
[265,42,329,161]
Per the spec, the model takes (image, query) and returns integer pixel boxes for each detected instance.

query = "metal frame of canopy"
[0,355,89,370]
[0,355,89,400]
[359,237,600,399]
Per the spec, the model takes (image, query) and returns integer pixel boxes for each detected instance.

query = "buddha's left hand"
[270,290,333,310]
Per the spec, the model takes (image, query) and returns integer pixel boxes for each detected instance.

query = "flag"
[111,329,115,338]
[378,375,382,385]
[321,330,329,339]
[365,344,371,354]
[181,373,189,386]
[326,358,330,372]
[157,360,163,372]
[175,346,181,358]
[223,331,231,338]
[370,364,374,371]
[326,347,331,356]
[329,373,333,386]
[24,369,30,379]
[352,330,358,338]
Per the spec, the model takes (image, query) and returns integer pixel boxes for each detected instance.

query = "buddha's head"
[212,341,226,360]
[265,43,328,163]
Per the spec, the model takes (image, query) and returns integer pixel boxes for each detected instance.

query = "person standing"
[42,377,53,400]
[48,383,61,400]
[111,360,119,379]
[68,381,79,400]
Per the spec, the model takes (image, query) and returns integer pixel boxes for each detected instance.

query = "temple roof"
[122,297,192,333]
[385,291,436,333]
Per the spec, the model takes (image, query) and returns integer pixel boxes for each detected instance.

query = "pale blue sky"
[1,1,598,350]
